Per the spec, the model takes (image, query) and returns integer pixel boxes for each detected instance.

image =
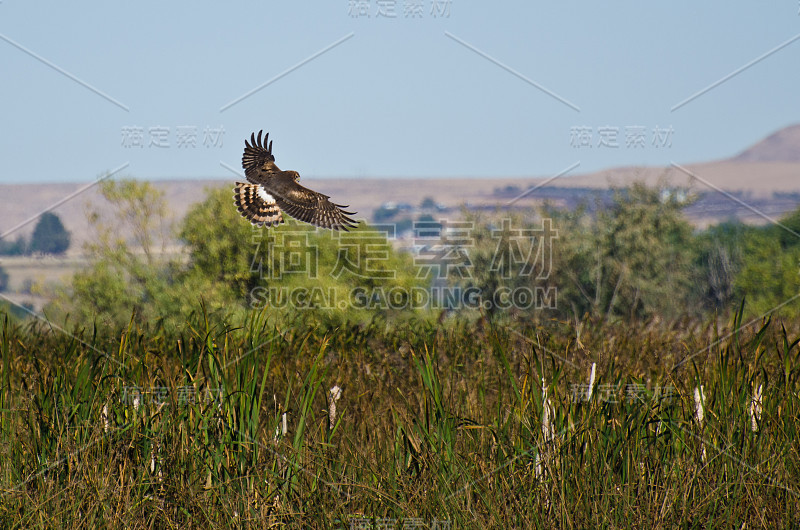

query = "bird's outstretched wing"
[233,182,284,227]
[266,173,358,231]
[242,130,280,182]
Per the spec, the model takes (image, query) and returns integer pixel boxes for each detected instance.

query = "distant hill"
[733,124,800,163]
[526,123,800,197]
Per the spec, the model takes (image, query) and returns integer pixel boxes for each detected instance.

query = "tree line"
[0,212,71,292]
[0,212,71,256]
[37,179,800,332]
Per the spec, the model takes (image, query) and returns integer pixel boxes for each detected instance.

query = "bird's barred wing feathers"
[266,173,358,231]
[242,130,280,182]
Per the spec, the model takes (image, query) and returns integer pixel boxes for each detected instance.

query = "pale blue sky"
[0,1,798,183]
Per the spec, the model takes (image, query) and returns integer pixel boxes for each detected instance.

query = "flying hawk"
[233,130,358,231]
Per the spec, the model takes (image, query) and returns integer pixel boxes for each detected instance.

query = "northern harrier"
[233,131,358,231]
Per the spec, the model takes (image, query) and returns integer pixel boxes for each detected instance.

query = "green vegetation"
[732,228,800,317]
[29,212,71,255]
[0,236,26,256]
[448,183,800,323]
[47,180,178,329]
[0,305,798,527]
[452,185,694,321]
[0,213,71,257]
[2,178,800,527]
[373,204,400,222]
[48,181,425,331]
[420,196,438,210]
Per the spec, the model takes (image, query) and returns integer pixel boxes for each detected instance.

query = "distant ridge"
[733,124,800,163]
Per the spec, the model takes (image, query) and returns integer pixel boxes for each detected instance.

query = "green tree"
[52,182,432,332]
[180,187,428,326]
[771,205,800,250]
[597,184,697,319]
[542,182,698,321]
[420,196,437,209]
[179,186,260,301]
[732,209,800,318]
[0,265,8,292]
[0,236,26,256]
[48,179,181,329]
[29,212,70,254]
[693,221,747,311]
[446,210,559,322]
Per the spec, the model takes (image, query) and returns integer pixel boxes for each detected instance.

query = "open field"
[0,307,798,528]
[0,255,88,291]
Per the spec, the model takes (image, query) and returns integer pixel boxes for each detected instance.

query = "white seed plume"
[536,378,548,480]
[693,385,705,426]
[273,411,289,443]
[750,384,763,433]
[101,403,110,433]
[274,416,282,442]
[328,385,342,431]
[537,377,557,485]
[542,377,553,441]
[694,385,707,462]
[587,363,596,402]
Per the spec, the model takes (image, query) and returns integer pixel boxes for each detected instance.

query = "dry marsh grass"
[0,307,799,528]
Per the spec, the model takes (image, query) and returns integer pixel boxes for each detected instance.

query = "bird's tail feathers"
[233,182,284,227]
